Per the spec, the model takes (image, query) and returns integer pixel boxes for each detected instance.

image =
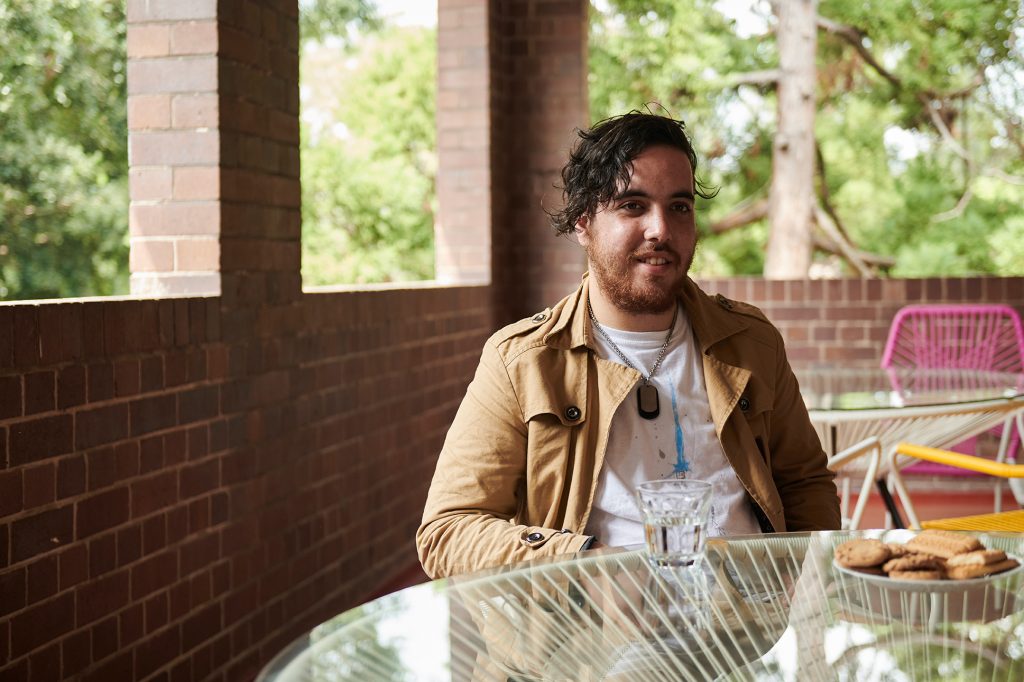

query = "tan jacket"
[417,275,840,578]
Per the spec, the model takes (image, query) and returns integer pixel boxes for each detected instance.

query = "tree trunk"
[765,0,818,279]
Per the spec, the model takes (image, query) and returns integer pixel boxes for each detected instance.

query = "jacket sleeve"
[768,335,842,531]
[416,340,591,579]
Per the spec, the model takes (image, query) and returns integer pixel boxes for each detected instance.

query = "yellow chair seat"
[922,508,1024,531]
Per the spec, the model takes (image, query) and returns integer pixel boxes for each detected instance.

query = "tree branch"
[930,185,974,223]
[816,15,902,90]
[708,197,769,233]
[726,69,781,88]
[812,204,873,276]
[814,140,853,244]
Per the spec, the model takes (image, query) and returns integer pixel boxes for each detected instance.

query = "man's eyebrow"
[612,189,695,201]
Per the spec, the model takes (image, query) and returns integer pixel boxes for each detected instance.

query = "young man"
[417,112,840,579]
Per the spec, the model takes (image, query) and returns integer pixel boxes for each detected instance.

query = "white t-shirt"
[584,304,762,547]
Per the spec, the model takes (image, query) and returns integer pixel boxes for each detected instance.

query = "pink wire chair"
[881,304,1024,474]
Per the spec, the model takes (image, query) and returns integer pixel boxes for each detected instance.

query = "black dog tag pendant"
[637,384,660,420]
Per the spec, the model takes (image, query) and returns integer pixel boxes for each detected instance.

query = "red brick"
[22,371,55,415]
[57,365,86,410]
[22,462,55,507]
[0,308,13,368]
[0,374,22,419]
[171,20,218,55]
[130,393,177,437]
[11,505,73,562]
[176,237,221,271]
[140,435,165,473]
[81,650,131,682]
[89,615,118,661]
[179,531,218,576]
[180,602,220,652]
[77,487,130,539]
[164,429,188,466]
[114,359,141,397]
[74,565,129,622]
[9,414,72,466]
[140,356,164,393]
[13,307,40,366]
[127,23,170,57]
[28,642,60,681]
[10,592,73,657]
[117,524,142,566]
[0,469,23,517]
[165,351,188,386]
[144,592,168,633]
[187,425,208,460]
[76,404,130,450]
[167,505,189,544]
[127,93,172,130]
[128,130,219,167]
[61,630,91,678]
[128,55,218,95]
[88,533,116,577]
[131,471,177,518]
[142,514,167,554]
[172,166,219,200]
[119,602,144,648]
[87,362,115,402]
[130,239,175,272]
[26,554,58,605]
[131,549,178,600]
[57,455,86,499]
[0,566,25,616]
[59,544,88,590]
[134,624,181,680]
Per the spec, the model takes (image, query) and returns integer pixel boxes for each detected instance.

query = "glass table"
[256,531,1024,681]
[796,368,1024,528]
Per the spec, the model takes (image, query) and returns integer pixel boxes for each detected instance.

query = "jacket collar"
[543,273,750,354]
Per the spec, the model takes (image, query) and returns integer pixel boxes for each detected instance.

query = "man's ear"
[575,214,591,246]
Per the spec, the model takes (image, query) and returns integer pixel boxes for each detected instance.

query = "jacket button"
[564,405,581,421]
[532,312,548,322]
[716,294,733,310]
[525,532,544,543]
[739,397,750,412]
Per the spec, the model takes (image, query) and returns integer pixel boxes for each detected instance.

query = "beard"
[586,243,692,315]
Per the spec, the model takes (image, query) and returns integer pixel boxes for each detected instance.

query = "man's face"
[576,145,697,316]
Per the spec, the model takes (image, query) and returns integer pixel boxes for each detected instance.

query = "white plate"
[833,553,1024,592]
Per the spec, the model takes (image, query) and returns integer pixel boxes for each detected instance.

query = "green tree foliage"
[590,0,1024,277]
[300,12,436,285]
[0,0,128,299]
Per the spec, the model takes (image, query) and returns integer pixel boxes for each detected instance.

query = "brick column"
[435,1,491,284]
[489,0,589,323]
[126,0,301,306]
[127,0,222,296]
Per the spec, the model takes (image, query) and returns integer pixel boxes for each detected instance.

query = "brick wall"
[0,286,490,680]
[697,276,1024,369]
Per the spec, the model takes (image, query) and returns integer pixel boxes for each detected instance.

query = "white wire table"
[256,532,1024,681]
[797,368,1024,529]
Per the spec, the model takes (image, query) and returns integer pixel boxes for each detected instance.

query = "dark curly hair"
[549,110,718,236]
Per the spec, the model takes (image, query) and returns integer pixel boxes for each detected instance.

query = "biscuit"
[884,543,912,558]
[945,549,1007,567]
[852,565,886,576]
[882,553,943,573]
[889,569,944,581]
[946,558,1019,580]
[835,539,891,568]
[905,530,982,559]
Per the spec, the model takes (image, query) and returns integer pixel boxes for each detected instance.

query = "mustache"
[632,245,678,259]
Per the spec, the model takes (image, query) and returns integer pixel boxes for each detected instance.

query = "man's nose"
[643,208,670,242]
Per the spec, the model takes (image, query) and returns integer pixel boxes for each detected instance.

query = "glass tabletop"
[796,368,1024,411]
[257,531,1024,681]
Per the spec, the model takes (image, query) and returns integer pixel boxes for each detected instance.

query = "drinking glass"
[636,479,713,568]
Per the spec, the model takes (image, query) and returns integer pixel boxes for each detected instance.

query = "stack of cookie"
[834,530,1020,581]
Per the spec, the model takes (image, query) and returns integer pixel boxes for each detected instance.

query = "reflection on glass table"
[796,368,1024,528]
[256,531,1024,681]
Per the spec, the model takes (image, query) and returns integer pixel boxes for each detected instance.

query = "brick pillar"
[126,0,301,307]
[489,0,589,323]
[435,1,491,285]
[127,1,222,296]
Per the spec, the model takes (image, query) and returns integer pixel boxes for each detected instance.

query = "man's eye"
[673,204,692,213]
[620,201,642,211]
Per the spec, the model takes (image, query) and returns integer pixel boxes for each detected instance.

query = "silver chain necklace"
[587,301,678,420]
